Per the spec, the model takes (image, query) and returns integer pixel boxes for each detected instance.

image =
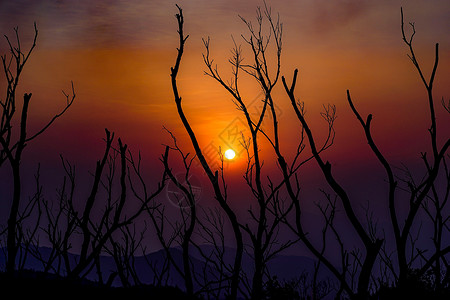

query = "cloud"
[310,0,371,33]
[0,0,177,49]
[1,0,449,52]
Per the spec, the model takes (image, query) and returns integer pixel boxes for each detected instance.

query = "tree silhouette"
[281,7,449,299]
[0,4,448,300]
[141,131,199,297]
[170,3,449,299]
[169,5,244,299]
[0,23,75,275]
[202,4,300,298]
[38,129,166,281]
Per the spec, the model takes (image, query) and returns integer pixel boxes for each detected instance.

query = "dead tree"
[39,129,165,281]
[283,68,383,299]
[271,69,354,298]
[0,23,75,275]
[141,131,198,297]
[106,223,146,287]
[385,8,450,288]
[202,4,296,298]
[165,3,448,298]
[418,156,450,292]
[169,5,244,300]
[39,155,78,275]
[13,165,43,272]
[162,140,198,297]
[193,207,234,298]
[281,7,449,299]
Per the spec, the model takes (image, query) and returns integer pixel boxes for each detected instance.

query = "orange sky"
[1,1,449,212]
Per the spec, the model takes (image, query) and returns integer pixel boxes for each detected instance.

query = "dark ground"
[0,270,197,300]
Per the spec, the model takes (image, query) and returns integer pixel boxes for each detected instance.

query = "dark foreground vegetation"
[0,270,194,300]
[1,268,449,300]
[1,2,448,300]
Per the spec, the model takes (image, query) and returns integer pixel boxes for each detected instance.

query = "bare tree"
[172,3,357,298]
[38,129,166,281]
[283,68,383,299]
[169,5,244,299]
[163,137,198,297]
[0,23,75,275]
[202,4,301,298]
[193,207,235,298]
[2,4,446,299]
[14,165,43,272]
[106,223,146,287]
[388,8,450,287]
[173,3,449,299]
[418,156,450,292]
[38,155,78,275]
[281,7,449,299]
[140,131,199,297]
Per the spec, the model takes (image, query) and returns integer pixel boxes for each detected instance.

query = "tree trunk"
[6,162,21,275]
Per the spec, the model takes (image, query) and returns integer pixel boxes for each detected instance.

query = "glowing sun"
[224,149,236,160]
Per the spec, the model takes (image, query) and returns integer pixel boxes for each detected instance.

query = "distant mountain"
[0,245,334,297]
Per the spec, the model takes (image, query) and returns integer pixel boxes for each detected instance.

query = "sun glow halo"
[224,149,236,160]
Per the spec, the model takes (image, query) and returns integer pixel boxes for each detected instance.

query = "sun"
[224,149,236,160]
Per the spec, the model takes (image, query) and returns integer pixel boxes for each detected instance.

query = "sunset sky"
[0,0,449,238]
